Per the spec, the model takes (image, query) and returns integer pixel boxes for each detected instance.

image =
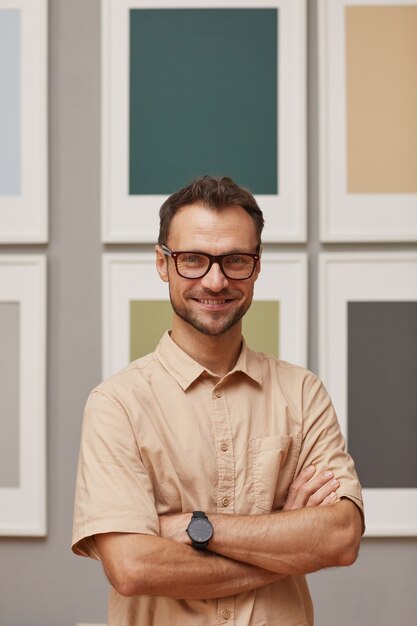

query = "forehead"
[167,203,258,252]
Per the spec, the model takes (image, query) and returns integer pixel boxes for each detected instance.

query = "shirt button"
[220,442,228,452]
[221,497,230,508]
[214,390,222,398]
[222,609,231,620]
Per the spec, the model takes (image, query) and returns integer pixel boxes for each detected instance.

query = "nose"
[200,262,229,292]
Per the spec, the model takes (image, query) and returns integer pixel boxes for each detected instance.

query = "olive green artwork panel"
[129,300,280,360]
[102,0,306,242]
[242,301,279,357]
[130,300,172,360]
[103,251,307,378]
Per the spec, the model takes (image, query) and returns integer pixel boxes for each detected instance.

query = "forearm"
[95,532,284,600]
[208,500,362,575]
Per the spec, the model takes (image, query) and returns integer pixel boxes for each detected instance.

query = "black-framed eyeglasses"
[161,245,260,280]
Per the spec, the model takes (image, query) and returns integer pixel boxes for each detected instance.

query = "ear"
[253,247,262,282]
[155,245,169,282]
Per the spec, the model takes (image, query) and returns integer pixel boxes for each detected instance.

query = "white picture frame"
[101,0,306,243]
[102,251,307,379]
[0,255,46,536]
[319,252,417,535]
[318,0,417,241]
[0,0,48,243]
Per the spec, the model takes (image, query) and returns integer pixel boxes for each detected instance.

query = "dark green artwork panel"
[130,9,278,195]
[348,302,417,488]
[130,299,279,361]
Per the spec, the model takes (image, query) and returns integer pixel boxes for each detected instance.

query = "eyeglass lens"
[176,252,255,279]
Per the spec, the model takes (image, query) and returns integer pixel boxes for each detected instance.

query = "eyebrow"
[176,248,257,255]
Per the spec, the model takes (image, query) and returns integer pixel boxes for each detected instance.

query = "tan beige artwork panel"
[346,6,417,193]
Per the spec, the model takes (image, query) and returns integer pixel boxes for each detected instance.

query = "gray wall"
[0,1,416,625]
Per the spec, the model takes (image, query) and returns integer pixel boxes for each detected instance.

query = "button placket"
[217,599,234,624]
[211,386,235,515]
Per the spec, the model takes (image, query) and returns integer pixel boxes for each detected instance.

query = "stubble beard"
[169,288,251,337]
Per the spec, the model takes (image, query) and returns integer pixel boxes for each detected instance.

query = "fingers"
[305,475,339,508]
[283,465,316,511]
[283,466,340,511]
[319,492,338,507]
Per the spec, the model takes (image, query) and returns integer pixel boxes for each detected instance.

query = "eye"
[225,254,252,267]
[178,253,207,265]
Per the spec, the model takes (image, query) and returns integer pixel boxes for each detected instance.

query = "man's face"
[156,203,261,338]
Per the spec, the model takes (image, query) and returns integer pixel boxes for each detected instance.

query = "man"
[72,176,364,625]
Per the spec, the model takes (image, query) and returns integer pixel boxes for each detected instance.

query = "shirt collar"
[232,337,263,385]
[155,331,263,390]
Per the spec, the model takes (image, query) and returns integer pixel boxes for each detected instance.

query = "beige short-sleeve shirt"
[72,331,363,626]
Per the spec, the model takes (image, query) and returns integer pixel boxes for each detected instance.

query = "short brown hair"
[158,175,264,246]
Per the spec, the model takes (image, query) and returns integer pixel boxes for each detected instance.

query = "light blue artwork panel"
[0,9,20,196]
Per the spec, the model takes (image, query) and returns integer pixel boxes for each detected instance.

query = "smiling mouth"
[197,299,228,305]
[188,290,241,305]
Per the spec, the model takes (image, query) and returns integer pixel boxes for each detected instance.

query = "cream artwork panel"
[102,252,307,379]
[0,256,46,535]
[319,0,417,241]
[319,253,417,535]
[101,0,306,242]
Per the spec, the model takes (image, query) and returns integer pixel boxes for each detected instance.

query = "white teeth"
[199,299,226,305]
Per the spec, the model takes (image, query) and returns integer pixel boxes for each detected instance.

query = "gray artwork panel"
[348,301,417,488]
[0,9,21,195]
[0,302,20,487]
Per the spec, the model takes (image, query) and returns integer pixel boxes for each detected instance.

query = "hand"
[283,465,339,511]
[159,465,339,539]
[159,512,191,544]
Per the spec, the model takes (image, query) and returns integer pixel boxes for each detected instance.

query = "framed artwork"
[102,251,307,379]
[0,256,46,535]
[319,253,417,535]
[319,0,417,241]
[101,0,306,242]
[0,0,48,243]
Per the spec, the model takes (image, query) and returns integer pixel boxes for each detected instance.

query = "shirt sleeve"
[72,389,160,559]
[297,374,365,525]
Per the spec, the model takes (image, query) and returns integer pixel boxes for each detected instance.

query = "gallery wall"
[0,1,416,625]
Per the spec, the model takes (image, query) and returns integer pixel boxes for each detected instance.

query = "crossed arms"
[95,465,363,600]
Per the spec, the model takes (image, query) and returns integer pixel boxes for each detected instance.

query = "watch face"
[188,517,213,543]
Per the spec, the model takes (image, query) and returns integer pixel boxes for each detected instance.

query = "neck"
[170,319,243,378]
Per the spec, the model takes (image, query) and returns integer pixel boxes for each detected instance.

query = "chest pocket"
[249,433,301,511]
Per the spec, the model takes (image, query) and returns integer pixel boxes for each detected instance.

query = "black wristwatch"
[186,511,213,550]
